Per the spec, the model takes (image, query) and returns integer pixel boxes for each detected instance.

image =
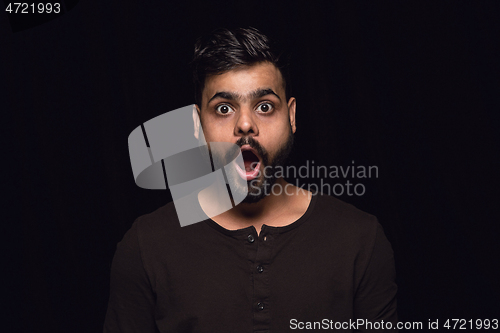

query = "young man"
[104,27,397,332]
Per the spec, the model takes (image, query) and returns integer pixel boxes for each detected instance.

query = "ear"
[287,97,297,133]
[193,104,201,139]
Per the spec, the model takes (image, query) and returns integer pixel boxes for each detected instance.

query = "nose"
[234,107,259,137]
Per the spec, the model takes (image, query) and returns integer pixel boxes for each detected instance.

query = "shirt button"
[257,265,264,273]
[257,302,264,311]
[247,234,255,243]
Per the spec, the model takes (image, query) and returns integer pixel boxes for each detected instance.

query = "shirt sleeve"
[103,219,159,333]
[354,221,398,332]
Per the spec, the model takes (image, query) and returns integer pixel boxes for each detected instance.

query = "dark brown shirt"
[103,193,397,332]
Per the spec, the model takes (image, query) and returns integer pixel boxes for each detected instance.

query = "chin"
[241,191,267,204]
[240,177,274,204]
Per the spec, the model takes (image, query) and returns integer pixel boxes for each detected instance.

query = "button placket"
[251,231,273,330]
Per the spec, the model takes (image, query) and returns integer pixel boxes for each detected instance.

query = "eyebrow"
[207,88,281,105]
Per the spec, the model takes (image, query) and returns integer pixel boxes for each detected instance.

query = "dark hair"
[191,27,290,107]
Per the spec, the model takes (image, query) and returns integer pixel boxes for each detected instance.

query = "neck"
[227,177,290,221]
[198,176,311,233]
[198,177,290,221]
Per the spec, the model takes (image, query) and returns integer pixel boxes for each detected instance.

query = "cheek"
[262,122,291,149]
[202,121,233,142]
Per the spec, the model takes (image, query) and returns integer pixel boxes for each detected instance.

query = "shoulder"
[133,200,191,243]
[130,200,211,250]
[309,193,382,248]
[313,193,379,229]
[308,194,393,274]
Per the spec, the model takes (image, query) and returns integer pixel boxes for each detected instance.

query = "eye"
[256,102,273,113]
[216,104,234,115]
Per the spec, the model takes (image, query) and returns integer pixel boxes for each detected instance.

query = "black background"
[3,1,499,332]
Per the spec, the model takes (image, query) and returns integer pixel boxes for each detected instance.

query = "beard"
[199,122,294,205]
[230,127,294,204]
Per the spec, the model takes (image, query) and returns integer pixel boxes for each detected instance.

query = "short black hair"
[191,27,290,107]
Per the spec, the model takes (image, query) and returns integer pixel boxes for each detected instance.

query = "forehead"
[202,62,285,103]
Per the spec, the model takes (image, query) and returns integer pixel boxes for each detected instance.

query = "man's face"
[195,61,296,203]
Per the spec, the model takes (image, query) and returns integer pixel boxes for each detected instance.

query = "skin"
[194,61,312,235]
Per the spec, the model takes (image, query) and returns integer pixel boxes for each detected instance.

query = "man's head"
[191,27,296,203]
[192,27,290,107]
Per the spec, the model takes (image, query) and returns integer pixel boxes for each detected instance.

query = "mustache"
[208,137,270,169]
[235,137,268,162]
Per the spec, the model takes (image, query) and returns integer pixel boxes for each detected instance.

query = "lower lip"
[235,161,261,181]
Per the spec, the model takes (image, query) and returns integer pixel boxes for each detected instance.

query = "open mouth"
[235,146,261,181]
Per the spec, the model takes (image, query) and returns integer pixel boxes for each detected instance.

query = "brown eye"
[257,103,273,113]
[216,104,233,115]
